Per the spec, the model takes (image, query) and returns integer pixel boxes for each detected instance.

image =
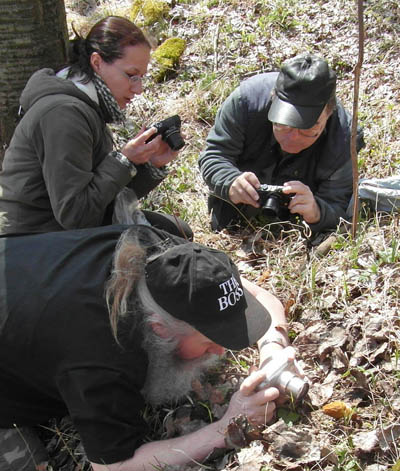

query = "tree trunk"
[0,0,68,164]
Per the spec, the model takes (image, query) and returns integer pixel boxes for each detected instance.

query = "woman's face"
[90,43,151,109]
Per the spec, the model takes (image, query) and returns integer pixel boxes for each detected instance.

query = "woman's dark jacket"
[0,69,165,234]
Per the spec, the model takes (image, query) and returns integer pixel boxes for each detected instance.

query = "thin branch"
[213,23,220,72]
[351,0,365,239]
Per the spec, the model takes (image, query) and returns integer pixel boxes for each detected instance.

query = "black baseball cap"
[145,243,272,350]
[268,53,336,129]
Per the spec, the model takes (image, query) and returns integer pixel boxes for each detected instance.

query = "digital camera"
[145,115,185,151]
[256,184,292,219]
[257,354,309,402]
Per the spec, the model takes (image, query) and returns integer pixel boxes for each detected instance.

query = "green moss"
[152,37,186,81]
[130,0,142,20]
[130,0,169,26]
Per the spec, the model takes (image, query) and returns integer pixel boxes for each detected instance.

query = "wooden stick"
[350,0,365,239]
[213,23,220,72]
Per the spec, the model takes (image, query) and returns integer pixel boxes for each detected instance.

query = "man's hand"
[91,372,279,471]
[283,180,321,223]
[228,172,261,207]
[121,127,180,168]
[221,370,280,427]
[260,347,309,406]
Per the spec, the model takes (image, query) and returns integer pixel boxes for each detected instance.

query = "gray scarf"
[92,72,125,124]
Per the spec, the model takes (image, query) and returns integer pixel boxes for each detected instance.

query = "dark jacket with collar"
[199,73,365,233]
[0,69,165,235]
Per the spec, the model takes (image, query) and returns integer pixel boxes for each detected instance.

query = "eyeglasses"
[115,65,148,85]
[122,71,148,85]
[272,122,322,138]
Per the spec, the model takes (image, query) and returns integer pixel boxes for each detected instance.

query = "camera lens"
[262,194,281,217]
[163,128,185,151]
[278,371,309,402]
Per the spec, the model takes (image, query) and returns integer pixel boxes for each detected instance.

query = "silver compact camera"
[257,354,309,402]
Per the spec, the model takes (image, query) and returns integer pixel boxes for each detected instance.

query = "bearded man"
[0,224,292,471]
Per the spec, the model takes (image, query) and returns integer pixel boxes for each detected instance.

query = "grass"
[52,0,400,469]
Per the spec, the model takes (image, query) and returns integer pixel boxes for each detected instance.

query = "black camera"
[256,184,292,219]
[145,115,185,151]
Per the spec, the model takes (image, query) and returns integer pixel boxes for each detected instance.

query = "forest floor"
[46,0,400,469]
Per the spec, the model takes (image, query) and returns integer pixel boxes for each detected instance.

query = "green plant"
[265,0,302,30]
[276,407,301,425]
[378,239,400,264]
[335,441,362,471]
[198,401,213,423]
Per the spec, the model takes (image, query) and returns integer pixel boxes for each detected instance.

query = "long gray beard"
[141,332,221,406]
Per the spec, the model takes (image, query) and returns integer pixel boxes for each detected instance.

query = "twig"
[213,23,220,72]
[350,0,365,239]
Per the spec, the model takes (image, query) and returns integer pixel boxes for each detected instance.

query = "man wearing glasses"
[199,53,365,234]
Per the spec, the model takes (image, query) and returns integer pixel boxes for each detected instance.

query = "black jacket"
[0,224,187,464]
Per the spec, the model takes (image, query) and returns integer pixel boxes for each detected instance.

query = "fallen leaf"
[353,430,379,453]
[264,420,322,464]
[258,269,271,283]
[308,370,339,407]
[284,296,296,314]
[224,415,263,449]
[236,441,267,470]
[377,424,400,452]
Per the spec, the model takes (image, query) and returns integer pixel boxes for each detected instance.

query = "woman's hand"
[148,136,180,168]
[121,127,180,168]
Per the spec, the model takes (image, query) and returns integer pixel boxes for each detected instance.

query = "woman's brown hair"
[67,16,151,82]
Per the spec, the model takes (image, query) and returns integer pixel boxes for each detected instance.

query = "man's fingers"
[230,184,259,206]
[289,202,310,214]
[237,180,260,206]
[242,173,261,201]
[289,195,309,208]
[229,173,261,206]
[240,371,280,399]
[150,148,179,167]
[240,369,266,396]
[243,172,261,188]
[284,181,311,196]
[253,387,280,405]
[248,365,259,375]
[284,346,296,361]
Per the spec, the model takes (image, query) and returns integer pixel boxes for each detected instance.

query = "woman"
[0,16,191,238]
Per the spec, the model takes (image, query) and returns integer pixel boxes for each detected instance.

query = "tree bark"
[0,0,68,164]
